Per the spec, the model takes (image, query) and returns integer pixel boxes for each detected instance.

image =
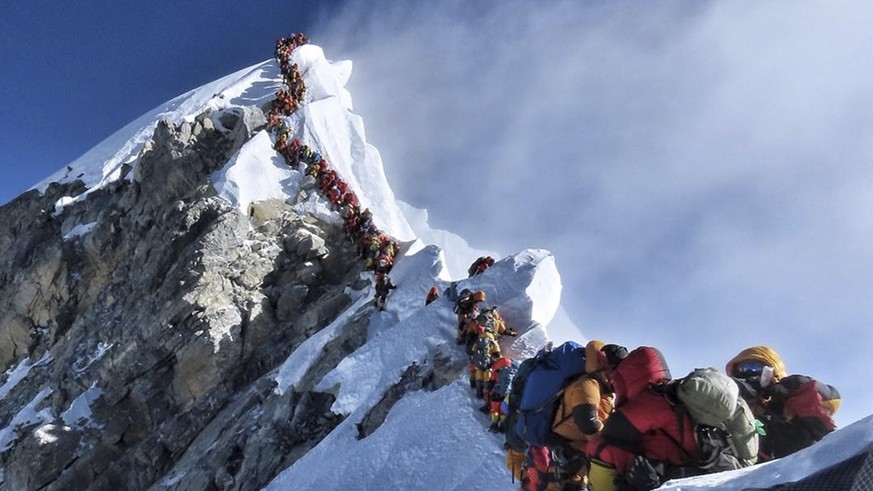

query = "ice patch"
[72,341,113,373]
[63,221,97,240]
[0,357,33,400]
[62,383,104,428]
[0,388,53,451]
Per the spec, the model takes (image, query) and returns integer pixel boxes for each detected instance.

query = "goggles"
[732,359,767,379]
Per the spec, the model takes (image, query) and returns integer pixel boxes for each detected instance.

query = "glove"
[617,456,665,491]
[507,329,518,337]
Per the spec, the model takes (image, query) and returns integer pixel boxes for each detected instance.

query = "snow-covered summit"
[33,59,275,202]
[34,44,416,243]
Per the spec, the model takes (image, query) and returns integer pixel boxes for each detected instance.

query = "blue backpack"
[510,341,587,447]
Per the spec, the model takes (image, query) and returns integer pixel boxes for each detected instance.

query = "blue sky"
[0,0,337,204]
[2,0,871,427]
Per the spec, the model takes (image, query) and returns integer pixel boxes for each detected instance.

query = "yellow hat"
[585,340,606,374]
[725,346,788,381]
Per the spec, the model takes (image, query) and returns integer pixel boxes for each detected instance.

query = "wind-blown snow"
[207,44,416,242]
[396,200,492,280]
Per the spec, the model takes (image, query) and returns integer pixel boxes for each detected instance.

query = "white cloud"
[315,0,873,426]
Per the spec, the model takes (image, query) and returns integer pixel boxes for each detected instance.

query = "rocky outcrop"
[356,352,465,439]
[0,107,368,490]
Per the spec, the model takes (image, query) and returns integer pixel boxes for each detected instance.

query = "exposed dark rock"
[0,108,369,490]
[356,350,465,440]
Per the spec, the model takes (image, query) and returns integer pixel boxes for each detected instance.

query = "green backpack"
[675,367,759,466]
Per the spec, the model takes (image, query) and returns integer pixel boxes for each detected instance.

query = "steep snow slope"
[266,246,559,491]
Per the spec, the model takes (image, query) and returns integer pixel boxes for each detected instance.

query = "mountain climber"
[542,342,627,489]
[267,110,283,130]
[374,254,394,275]
[523,445,562,491]
[467,255,495,277]
[459,315,485,357]
[341,191,360,211]
[274,132,304,168]
[425,286,440,306]
[307,157,323,177]
[373,273,396,311]
[319,168,337,193]
[487,356,517,432]
[500,342,591,490]
[552,342,627,455]
[478,306,517,337]
[326,185,343,206]
[454,289,486,342]
[463,315,489,386]
[726,346,841,461]
[274,128,291,152]
[470,330,501,399]
[587,346,700,491]
[273,88,298,115]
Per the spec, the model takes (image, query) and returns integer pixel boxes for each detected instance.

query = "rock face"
[0,108,368,490]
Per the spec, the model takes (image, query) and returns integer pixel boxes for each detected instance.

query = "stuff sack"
[675,367,758,465]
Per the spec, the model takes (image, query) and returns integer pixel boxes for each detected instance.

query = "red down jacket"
[589,347,698,474]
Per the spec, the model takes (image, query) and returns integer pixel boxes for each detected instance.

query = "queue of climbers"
[268,33,309,126]
[266,33,401,309]
[507,343,840,491]
[268,31,842,489]
[436,260,842,491]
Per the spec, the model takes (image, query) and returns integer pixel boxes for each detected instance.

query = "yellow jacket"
[552,340,614,452]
